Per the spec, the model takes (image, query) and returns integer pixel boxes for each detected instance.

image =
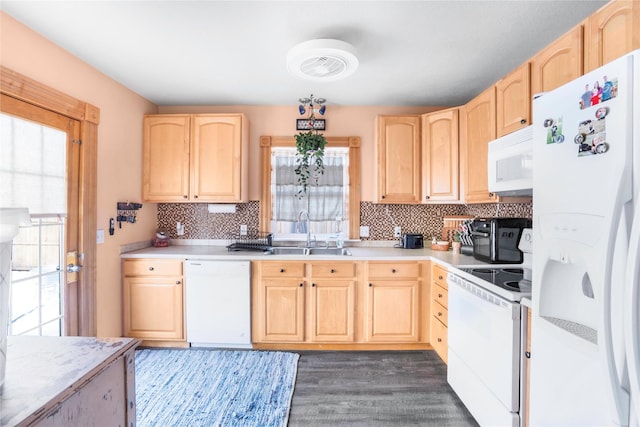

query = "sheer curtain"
[271,147,348,235]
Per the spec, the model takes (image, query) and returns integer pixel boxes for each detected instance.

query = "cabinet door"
[308,280,355,342]
[460,86,498,203]
[142,115,191,202]
[123,277,184,340]
[430,315,448,364]
[585,1,640,72]
[258,279,305,342]
[496,62,531,137]
[531,25,584,94]
[422,108,459,202]
[377,115,421,203]
[366,280,419,342]
[191,114,247,202]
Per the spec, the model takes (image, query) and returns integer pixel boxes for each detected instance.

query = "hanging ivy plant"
[294,130,327,196]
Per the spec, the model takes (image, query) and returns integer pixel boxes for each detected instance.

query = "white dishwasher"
[184,260,251,348]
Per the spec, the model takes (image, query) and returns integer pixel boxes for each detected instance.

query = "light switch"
[359,226,370,238]
[96,229,105,244]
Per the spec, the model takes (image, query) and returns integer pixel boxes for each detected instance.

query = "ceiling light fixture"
[287,39,359,82]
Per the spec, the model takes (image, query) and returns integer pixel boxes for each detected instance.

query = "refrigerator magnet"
[543,117,565,144]
[576,118,609,157]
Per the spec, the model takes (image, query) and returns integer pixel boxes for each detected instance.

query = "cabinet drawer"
[123,259,183,277]
[260,261,305,277]
[431,283,448,309]
[368,262,419,278]
[430,316,448,364]
[310,262,356,278]
[432,301,448,327]
[432,263,448,288]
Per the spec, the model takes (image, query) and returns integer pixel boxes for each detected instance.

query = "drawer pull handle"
[148,267,154,271]
[438,293,443,298]
[280,268,285,273]
[330,269,335,273]
[437,312,442,317]
[438,275,443,280]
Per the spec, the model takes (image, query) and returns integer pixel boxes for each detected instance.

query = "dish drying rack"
[227,232,273,252]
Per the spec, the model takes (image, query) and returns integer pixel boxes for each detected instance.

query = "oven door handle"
[471,230,489,237]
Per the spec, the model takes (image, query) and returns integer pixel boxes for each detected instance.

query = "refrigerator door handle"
[625,200,640,422]
[600,193,631,425]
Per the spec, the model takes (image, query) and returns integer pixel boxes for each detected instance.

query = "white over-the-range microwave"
[487,125,533,197]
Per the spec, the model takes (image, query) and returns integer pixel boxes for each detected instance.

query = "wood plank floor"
[288,350,479,426]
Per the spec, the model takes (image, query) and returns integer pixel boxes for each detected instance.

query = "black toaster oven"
[471,217,531,263]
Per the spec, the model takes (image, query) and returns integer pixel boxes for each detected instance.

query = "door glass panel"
[1,113,66,336]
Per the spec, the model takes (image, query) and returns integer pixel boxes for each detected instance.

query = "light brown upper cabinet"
[421,108,459,202]
[496,62,531,137]
[585,0,640,72]
[531,25,584,94]
[460,86,498,204]
[143,113,248,203]
[376,115,421,204]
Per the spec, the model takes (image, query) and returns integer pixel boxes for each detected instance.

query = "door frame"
[1,66,100,336]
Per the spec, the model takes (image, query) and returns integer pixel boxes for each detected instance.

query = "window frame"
[260,136,361,240]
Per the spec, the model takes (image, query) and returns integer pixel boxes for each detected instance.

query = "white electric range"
[447,228,533,427]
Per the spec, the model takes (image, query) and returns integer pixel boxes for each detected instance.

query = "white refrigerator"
[531,49,640,426]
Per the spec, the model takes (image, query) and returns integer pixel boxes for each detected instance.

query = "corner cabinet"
[585,0,640,73]
[122,259,185,344]
[143,113,248,203]
[421,108,460,203]
[376,115,421,203]
[460,86,498,204]
[496,62,531,137]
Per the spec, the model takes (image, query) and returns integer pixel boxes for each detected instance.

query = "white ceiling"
[1,1,607,107]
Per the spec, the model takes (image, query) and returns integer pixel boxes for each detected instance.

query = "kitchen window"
[260,135,361,241]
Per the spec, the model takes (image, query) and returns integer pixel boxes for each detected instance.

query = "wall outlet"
[359,226,370,238]
[96,229,105,244]
[394,226,402,238]
[240,224,248,236]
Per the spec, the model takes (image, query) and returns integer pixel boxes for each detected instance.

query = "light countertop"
[121,244,498,269]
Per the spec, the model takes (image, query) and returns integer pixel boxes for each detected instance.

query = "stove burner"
[501,281,521,291]
[502,268,524,275]
[471,268,499,274]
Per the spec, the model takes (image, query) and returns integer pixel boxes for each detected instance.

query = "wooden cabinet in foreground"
[585,0,640,72]
[421,108,460,202]
[430,263,449,364]
[376,115,421,203]
[122,259,185,344]
[365,262,420,342]
[143,113,248,203]
[460,86,498,204]
[496,62,531,137]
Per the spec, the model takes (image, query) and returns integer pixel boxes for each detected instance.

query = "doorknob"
[66,263,82,273]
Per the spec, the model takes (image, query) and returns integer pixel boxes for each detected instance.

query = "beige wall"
[1,12,158,337]
[158,105,445,201]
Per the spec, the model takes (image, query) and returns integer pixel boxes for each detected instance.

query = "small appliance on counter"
[402,233,424,249]
[471,217,531,263]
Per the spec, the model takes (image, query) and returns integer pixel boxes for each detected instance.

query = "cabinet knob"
[425,195,430,200]
[176,280,181,285]
[330,269,335,273]
[183,195,188,199]
[437,338,442,342]
[312,283,316,287]
[437,312,442,317]
[369,283,373,287]
[392,269,397,273]
[299,283,303,287]
[194,195,198,199]
[489,192,495,198]
[148,267,154,271]
[280,268,285,273]
[520,119,527,124]
[438,275,443,280]
[438,293,443,298]
[381,195,386,199]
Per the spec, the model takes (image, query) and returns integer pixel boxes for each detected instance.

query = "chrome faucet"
[298,210,312,248]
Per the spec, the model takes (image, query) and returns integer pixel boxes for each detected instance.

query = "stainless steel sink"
[265,247,351,256]
[307,247,352,256]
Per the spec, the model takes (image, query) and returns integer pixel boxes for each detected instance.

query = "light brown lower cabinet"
[252,260,429,347]
[430,263,449,363]
[122,259,186,343]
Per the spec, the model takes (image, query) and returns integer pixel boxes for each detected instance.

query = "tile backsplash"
[157,201,532,241]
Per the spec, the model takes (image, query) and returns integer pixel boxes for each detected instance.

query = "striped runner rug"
[135,349,299,427]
